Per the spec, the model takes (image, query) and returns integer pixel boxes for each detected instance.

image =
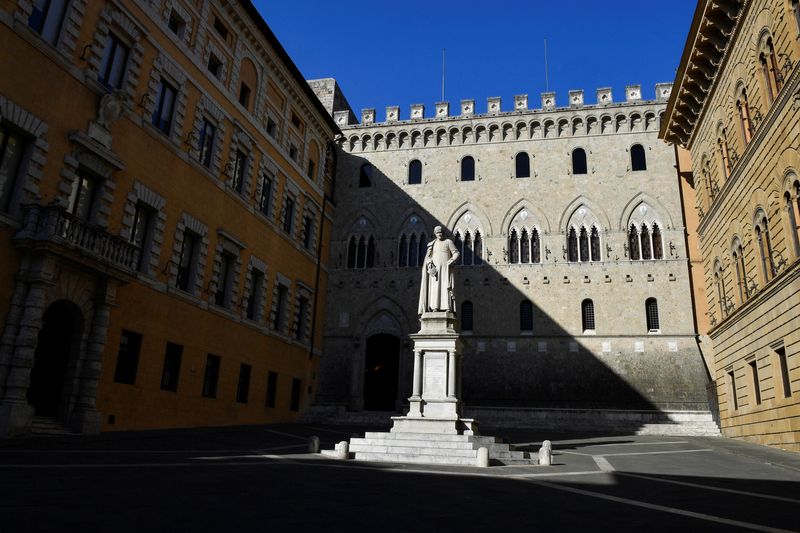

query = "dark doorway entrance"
[363,333,400,411]
[27,300,83,418]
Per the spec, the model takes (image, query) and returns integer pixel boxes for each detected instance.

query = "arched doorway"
[363,333,400,411]
[27,300,83,419]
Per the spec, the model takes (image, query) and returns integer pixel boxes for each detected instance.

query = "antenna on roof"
[442,48,446,102]
[544,38,549,92]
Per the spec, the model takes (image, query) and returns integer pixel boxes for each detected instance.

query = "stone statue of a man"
[418,225,460,315]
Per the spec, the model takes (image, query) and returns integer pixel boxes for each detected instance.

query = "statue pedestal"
[390,311,478,435]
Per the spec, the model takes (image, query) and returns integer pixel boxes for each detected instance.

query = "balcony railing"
[16,204,139,271]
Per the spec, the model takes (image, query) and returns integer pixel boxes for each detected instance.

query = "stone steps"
[30,417,76,436]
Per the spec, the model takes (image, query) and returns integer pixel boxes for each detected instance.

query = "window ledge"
[583,330,596,335]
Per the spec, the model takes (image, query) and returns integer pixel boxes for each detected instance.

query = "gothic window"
[509,229,519,263]
[718,131,731,179]
[755,213,775,283]
[398,234,408,267]
[572,148,587,175]
[359,164,372,187]
[366,236,375,268]
[408,159,422,184]
[581,299,595,333]
[418,232,427,267]
[520,229,530,263]
[461,301,473,332]
[531,228,541,263]
[356,236,366,268]
[409,234,418,267]
[714,260,728,317]
[453,232,463,265]
[732,240,747,304]
[567,227,578,262]
[787,184,800,258]
[473,231,483,265]
[630,144,646,171]
[629,224,640,260]
[347,237,356,268]
[641,223,652,260]
[520,300,533,332]
[463,231,473,266]
[645,298,659,332]
[759,36,781,104]
[652,224,663,259]
[461,156,475,181]
[590,226,601,261]
[515,152,530,178]
[736,88,753,145]
[579,227,589,260]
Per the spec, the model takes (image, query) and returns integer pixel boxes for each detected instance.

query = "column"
[411,350,422,398]
[447,350,456,399]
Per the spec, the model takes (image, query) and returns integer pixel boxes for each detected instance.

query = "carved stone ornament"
[97,90,125,129]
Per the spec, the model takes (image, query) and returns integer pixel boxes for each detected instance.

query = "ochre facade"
[0,0,338,435]
[663,0,800,450]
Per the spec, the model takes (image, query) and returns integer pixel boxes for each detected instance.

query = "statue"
[418,225,460,315]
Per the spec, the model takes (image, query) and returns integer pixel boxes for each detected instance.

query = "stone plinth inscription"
[424,355,446,397]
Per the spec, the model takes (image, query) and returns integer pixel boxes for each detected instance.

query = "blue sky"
[256,0,697,118]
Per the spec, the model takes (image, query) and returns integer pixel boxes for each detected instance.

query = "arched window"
[356,236,366,268]
[520,229,530,263]
[453,232,463,265]
[652,224,663,259]
[515,152,530,178]
[509,229,519,263]
[590,226,601,261]
[786,188,800,258]
[366,236,375,268]
[736,89,753,145]
[347,236,356,268]
[630,144,647,171]
[359,164,372,187]
[759,36,781,104]
[408,234,418,268]
[645,298,659,332]
[641,224,652,260]
[463,231,473,266]
[579,227,589,260]
[718,132,731,179]
[572,148,587,175]
[732,241,747,304]
[567,227,578,262]
[714,260,728,317]
[398,235,408,267]
[581,299,595,333]
[520,300,533,332]
[408,159,422,185]
[755,214,775,283]
[531,228,541,263]
[461,156,475,181]
[628,224,640,260]
[461,300,473,332]
[474,231,483,265]
[418,232,427,267]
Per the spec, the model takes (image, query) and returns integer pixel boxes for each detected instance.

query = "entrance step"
[30,416,77,436]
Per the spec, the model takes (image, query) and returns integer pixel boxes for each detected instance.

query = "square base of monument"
[390,415,478,436]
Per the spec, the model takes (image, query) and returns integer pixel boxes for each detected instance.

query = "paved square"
[1,425,799,532]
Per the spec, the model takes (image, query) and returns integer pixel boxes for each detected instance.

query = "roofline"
[237,0,341,135]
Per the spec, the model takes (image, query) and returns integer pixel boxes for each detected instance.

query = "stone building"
[309,81,718,432]
[0,0,338,436]
[662,0,800,450]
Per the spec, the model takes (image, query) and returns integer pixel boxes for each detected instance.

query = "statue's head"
[434,226,444,240]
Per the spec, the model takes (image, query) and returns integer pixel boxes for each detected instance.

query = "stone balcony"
[13,203,138,274]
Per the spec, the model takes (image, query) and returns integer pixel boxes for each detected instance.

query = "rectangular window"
[99,33,130,89]
[202,354,221,398]
[266,118,277,138]
[258,173,273,217]
[130,202,155,273]
[207,53,223,79]
[212,16,228,40]
[246,268,265,320]
[290,377,301,412]
[28,0,68,44]
[167,10,186,39]
[176,230,198,292]
[289,144,298,162]
[198,118,216,168]
[283,197,295,234]
[113,330,142,385]
[214,252,235,308]
[0,125,27,213]
[290,112,302,131]
[274,283,288,332]
[728,370,738,411]
[67,170,98,221]
[776,346,792,398]
[295,296,309,341]
[160,342,183,392]
[307,159,315,180]
[231,149,247,193]
[265,371,278,408]
[236,363,251,404]
[151,80,176,135]
[238,82,251,109]
[303,216,314,249]
[749,359,762,405]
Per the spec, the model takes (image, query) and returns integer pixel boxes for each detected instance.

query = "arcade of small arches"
[343,109,664,154]
[356,144,649,187]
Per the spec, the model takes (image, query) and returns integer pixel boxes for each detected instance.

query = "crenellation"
[597,87,613,105]
[361,108,375,125]
[385,105,400,123]
[655,83,672,101]
[410,103,425,120]
[460,99,475,117]
[435,101,449,118]
[541,92,556,110]
[487,97,502,115]
[626,84,642,102]
[569,90,584,108]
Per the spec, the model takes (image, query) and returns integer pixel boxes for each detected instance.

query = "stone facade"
[663,0,800,450]
[314,83,713,420]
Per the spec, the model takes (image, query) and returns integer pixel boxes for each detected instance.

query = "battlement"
[332,83,673,129]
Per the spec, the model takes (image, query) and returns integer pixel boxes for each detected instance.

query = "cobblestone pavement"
[1,424,799,532]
